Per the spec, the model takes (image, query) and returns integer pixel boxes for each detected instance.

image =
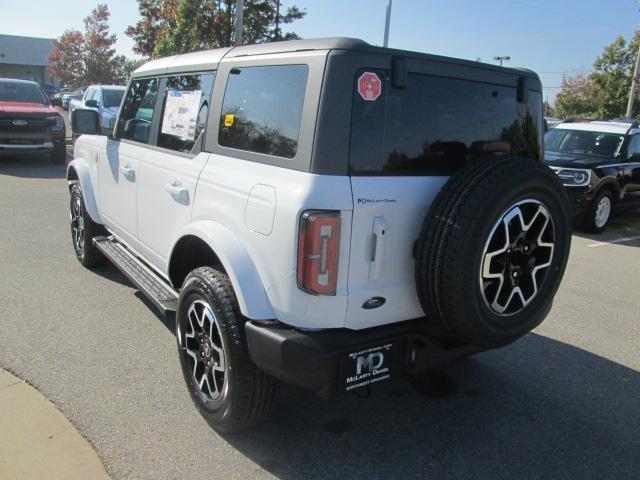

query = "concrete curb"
[0,368,110,479]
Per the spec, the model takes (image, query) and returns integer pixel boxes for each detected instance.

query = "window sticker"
[161,89,202,139]
[224,113,235,127]
[357,72,382,101]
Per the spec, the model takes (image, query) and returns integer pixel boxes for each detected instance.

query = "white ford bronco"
[68,38,571,432]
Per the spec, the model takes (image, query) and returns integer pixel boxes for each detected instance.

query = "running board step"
[93,236,178,316]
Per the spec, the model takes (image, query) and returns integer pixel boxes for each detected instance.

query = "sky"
[0,0,638,103]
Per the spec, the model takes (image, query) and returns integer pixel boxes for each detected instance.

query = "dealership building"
[0,34,60,89]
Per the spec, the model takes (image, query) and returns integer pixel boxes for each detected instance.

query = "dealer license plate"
[340,342,396,391]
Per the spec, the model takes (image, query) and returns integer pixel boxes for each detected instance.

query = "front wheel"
[581,190,613,234]
[69,184,105,267]
[176,267,278,432]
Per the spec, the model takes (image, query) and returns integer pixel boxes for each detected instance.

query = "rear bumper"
[245,319,482,398]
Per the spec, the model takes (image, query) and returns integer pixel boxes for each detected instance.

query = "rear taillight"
[297,210,341,295]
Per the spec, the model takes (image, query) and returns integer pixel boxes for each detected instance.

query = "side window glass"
[92,88,101,104]
[84,88,94,102]
[116,78,159,144]
[218,65,308,159]
[627,135,640,159]
[157,73,215,153]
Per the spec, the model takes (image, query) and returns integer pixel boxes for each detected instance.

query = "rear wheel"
[415,158,571,348]
[176,267,278,432]
[580,189,613,234]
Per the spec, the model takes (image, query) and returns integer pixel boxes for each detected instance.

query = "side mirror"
[85,99,99,108]
[71,109,100,135]
[51,97,62,107]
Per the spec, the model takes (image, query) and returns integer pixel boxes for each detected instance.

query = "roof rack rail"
[608,117,640,129]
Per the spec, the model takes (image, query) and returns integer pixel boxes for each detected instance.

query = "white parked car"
[69,85,125,135]
[68,38,571,432]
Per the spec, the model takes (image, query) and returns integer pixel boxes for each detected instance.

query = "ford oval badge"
[12,119,28,127]
[362,297,386,309]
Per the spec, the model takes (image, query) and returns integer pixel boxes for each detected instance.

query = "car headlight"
[550,167,592,187]
[49,116,65,131]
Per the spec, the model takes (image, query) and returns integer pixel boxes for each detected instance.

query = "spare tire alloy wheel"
[480,199,554,316]
[414,157,571,348]
[183,299,227,401]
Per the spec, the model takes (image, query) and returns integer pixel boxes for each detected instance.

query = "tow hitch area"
[340,342,397,391]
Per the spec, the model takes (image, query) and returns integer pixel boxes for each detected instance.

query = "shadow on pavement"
[0,154,66,179]
[572,205,640,248]
[225,333,639,479]
[91,264,175,333]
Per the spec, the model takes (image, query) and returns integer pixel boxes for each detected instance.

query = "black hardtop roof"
[230,37,539,79]
[134,37,540,81]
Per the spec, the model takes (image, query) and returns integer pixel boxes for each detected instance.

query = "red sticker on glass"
[357,72,382,101]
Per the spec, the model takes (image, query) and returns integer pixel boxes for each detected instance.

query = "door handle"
[165,180,190,203]
[119,165,135,180]
[368,216,388,282]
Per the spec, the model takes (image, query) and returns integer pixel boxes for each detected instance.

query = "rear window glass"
[349,70,543,175]
[0,81,47,104]
[218,65,308,159]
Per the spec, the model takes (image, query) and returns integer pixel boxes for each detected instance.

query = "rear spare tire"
[415,157,570,348]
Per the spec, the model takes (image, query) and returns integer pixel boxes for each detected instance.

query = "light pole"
[626,3,640,117]
[383,0,393,47]
[234,0,244,46]
[494,55,511,66]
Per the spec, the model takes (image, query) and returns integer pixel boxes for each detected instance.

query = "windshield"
[0,81,48,104]
[545,128,624,158]
[103,89,125,108]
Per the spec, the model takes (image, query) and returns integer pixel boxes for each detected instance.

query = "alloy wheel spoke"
[480,200,555,316]
[184,299,226,401]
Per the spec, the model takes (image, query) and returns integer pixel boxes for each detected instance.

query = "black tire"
[176,267,278,432]
[580,189,614,234]
[69,183,106,267]
[51,145,67,165]
[415,158,571,348]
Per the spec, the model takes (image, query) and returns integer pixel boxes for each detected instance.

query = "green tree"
[125,0,179,57]
[555,73,603,119]
[49,4,138,88]
[49,30,85,89]
[591,32,640,118]
[543,99,556,117]
[127,0,306,59]
[82,4,118,85]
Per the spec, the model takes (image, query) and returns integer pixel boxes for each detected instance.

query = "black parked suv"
[545,119,640,233]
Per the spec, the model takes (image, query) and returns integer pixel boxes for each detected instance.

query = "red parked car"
[0,78,66,164]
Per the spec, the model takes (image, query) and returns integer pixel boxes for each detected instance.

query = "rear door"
[345,68,543,330]
[136,72,216,272]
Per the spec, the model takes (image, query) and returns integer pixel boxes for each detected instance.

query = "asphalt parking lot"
[0,153,638,480]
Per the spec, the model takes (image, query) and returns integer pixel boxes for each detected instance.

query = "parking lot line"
[586,235,640,248]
